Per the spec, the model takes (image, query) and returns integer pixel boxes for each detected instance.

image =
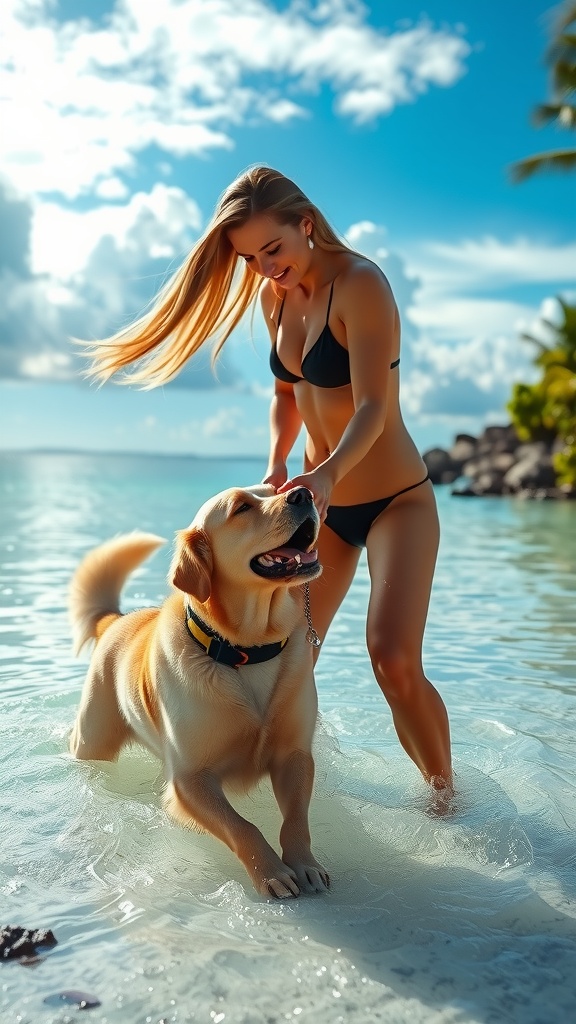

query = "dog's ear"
[170,527,213,602]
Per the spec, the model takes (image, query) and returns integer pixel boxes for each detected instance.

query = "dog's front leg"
[165,771,301,899]
[270,750,330,894]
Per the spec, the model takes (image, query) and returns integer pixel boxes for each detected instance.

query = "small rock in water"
[0,924,58,960]
[43,990,102,1010]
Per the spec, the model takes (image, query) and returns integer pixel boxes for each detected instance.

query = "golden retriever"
[69,483,329,898]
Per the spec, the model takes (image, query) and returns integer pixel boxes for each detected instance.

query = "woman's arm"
[260,280,303,488]
[264,383,303,488]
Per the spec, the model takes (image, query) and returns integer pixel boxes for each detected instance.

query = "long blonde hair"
[83,165,351,387]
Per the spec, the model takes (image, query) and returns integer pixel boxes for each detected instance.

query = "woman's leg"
[308,520,362,663]
[365,481,453,790]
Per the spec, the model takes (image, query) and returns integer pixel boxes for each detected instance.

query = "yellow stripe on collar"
[185,602,289,668]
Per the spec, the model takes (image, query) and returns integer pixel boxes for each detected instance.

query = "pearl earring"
[307,234,314,250]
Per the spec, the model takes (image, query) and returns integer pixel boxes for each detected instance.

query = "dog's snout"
[286,486,313,506]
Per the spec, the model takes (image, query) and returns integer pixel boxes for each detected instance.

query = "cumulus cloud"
[347,223,574,428]
[412,236,576,292]
[0,0,474,396]
[404,236,576,346]
[1,0,471,199]
[345,220,421,347]
[166,405,268,447]
[1,165,571,431]
[404,332,537,419]
[0,179,239,387]
[400,235,576,424]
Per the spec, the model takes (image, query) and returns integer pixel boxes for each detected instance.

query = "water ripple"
[1,456,575,1024]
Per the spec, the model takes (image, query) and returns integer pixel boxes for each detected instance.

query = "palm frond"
[552,58,576,93]
[553,2,576,36]
[520,332,549,353]
[509,148,576,181]
[547,31,576,65]
[532,102,576,127]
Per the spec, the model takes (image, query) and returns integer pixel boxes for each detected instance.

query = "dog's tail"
[69,532,165,655]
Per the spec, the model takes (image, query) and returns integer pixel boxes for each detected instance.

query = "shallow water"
[1,452,575,1024]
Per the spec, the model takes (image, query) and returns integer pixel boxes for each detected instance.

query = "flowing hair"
[82,165,352,387]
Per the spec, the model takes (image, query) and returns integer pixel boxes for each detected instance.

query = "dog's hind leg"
[69,666,131,761]
[165,770,301,898]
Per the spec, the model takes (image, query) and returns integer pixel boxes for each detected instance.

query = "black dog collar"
[185,602,288,668]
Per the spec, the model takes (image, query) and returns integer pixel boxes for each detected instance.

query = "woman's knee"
[367,639,421,704]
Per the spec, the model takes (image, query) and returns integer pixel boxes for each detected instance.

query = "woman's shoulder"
[259,278,283,319]
[336,255,396,310]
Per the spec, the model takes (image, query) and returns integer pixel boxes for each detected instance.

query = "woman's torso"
[267,254,426,505]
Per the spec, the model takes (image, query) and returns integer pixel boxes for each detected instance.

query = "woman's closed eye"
[244,244,281,264]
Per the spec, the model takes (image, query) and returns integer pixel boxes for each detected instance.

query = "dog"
[69,483,329,898]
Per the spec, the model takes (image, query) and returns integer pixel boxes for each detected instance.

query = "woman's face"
[227,213,311,287]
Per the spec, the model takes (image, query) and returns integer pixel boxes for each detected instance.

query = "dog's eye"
[233,502,251,516]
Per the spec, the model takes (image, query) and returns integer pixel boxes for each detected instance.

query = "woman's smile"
[272,267,290,283]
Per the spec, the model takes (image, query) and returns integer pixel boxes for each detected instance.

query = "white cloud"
[409,236,576,293]
[167,406,268,447]
[408,297,535,341]
[95,177,131,201]
[202,407,245,438]
[261,99,309,123]
[346,220,379,244]
[0,179,236,388]
[31,183,202,279]
[1,168,570,445]
[403,235,576,347]
[20,350,72,380]
[346,223,571,427]
[1,0,471,199]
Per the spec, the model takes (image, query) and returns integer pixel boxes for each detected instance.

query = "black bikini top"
[270,279,400,389]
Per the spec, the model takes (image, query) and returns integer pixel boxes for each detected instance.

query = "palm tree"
[510,1,576,181]
[508,298,576,484]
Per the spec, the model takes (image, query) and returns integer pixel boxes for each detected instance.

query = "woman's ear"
[301,216,313,237]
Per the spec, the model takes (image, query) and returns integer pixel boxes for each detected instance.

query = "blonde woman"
[87,166,453,795]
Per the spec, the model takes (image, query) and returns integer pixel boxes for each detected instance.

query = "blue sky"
[1,0,574,458]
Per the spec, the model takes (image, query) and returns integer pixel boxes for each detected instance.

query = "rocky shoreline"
[422,424,575,500]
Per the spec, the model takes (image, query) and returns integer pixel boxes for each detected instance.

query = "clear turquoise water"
[1,452,575,1024]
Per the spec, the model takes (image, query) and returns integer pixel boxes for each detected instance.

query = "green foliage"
[507,298,576,488]
[510,2,576,181]
[554,442,576,486]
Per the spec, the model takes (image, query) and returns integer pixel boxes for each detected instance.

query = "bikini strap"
[325,280,335,324]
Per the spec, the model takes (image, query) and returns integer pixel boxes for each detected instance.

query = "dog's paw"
[283,854,330,894]
[250,856,301,899]
[264,872,300,899]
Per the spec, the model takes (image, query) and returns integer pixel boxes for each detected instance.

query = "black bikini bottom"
[324,474,430,549]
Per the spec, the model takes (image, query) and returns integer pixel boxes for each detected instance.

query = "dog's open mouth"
[250,517,320,580]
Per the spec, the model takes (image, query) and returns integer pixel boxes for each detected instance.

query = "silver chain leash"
[302,582,322,648]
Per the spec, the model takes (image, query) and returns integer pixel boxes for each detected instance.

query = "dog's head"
[170,484,322,603]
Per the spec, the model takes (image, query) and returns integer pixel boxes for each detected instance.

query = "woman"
[86,165,453,794]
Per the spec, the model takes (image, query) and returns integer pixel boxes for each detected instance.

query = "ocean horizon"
[1,450,575,1024]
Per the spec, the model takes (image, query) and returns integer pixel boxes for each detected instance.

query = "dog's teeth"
[295,554,301,563]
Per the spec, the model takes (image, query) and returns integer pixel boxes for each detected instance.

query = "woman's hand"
[262,462,288,491]
[276,467,333,522]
